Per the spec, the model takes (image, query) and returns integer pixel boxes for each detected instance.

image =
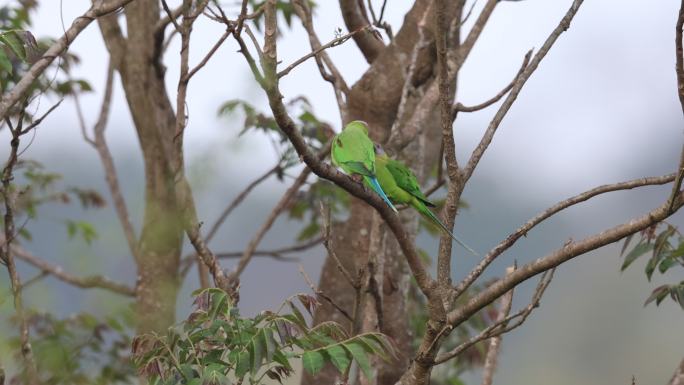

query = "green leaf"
[0,30,27,61]
[644,285,669,307]
[324,344,350,373]
[658,256,677,274]
[301,350,325,375]
[620,233,635,256]
[344,342,372,379]
[621,242,653,271]
[250,336,263,376]
[297,221,320,241]
[0,49,11,73]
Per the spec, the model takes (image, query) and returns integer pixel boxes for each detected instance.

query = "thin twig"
[231,167,312,278]
[667,1,684,212]
[462,0,585,183]
[436,268,554,364]
[480,265,516,385]
[320,203,357,288]
[276,26,369,79]
[205,163,282,243]
[453,50,531,115]
[75,61,138,259]
[1,114,38,382]
[9,241,135,296]
[0,0,135,121]
[453,172,676,299]
[299,265,354,322]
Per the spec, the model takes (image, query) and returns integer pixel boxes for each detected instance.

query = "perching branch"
[235,1,438,304]
[9,242,135,296]
[453,172,676,299]
[0,0,136,122]
[338,0,385,63]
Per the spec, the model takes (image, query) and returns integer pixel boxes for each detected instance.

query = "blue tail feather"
[423,206,478,256]
[367,176,398,213]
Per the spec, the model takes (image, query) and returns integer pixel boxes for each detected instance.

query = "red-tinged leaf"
[621,242,653,271]
[644,285,669,307]
[297,293,320,316]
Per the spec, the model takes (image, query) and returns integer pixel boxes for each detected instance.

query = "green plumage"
[331,121,397,212]
[375,152,477,255]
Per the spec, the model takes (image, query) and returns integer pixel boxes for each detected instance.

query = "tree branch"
[8,242,135,296]
[236,1,438,302]
[0,0,136,121]
[453,173,676,299]
[436,267,554,365]
[462,0,585,183]
[668,0,684,212]
[453,50,531,114]
[0,115,38,382]
[338,0,385,63]
[75,60,139,259]
[480,265,516,385]
[276,26,368,79]
[447,192,684,331]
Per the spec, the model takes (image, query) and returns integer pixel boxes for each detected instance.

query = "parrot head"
[345,120,369,135]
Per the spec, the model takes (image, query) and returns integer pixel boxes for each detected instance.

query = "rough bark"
[97,0,184,334]
[304,2,461,385]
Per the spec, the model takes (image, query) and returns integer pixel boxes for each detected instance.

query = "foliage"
[132,288,395,384]
[0,159,106,244]
[620,222,684,309]
[7,310,136,385]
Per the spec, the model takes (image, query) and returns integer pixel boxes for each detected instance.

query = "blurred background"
[1,0,683,384]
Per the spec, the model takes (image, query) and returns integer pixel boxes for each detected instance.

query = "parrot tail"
[418,202,478,256]
[366,176,398,213]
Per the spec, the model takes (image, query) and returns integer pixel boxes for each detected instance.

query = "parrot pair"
[331,121,477,255]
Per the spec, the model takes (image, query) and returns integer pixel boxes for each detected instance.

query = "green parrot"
[374,144,478,255]
[331,121,397,212]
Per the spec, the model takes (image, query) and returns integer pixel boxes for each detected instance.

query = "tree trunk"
[98,0,183,334]
[303,2,456,384]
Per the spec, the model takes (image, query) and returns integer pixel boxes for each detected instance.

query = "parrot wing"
[384,158,436,207]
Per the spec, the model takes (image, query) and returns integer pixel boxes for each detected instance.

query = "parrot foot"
[351,174,364,184]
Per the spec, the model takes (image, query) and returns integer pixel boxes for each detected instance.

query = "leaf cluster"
[6,310,135,385]
[132,288,395,384]
[620,222,684,309]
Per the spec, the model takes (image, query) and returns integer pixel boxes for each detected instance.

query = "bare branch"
[0,0,136,121]
[292,0,350,122]
[231,166,312,278]
[480,265,516,385]
[462,0,585,183]
[453,173,676,299]
[299,264,354,322]
[235,0,250,35]
[668,1,684,212]
[435,0,460,291]
[453,50,531,114]
[668,357,684,385]
[339,0,385,62]
[8,242,135,296]
[276,26,369,79]
[0,114,38,382]
[186,29,230,81]
[75,61,139,259]
[320,203,358,288]
[436,268,554,365]
[447,192,684,332]
[205,163,281,243]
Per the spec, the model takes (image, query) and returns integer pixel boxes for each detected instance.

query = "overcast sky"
[2,0,683,384]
